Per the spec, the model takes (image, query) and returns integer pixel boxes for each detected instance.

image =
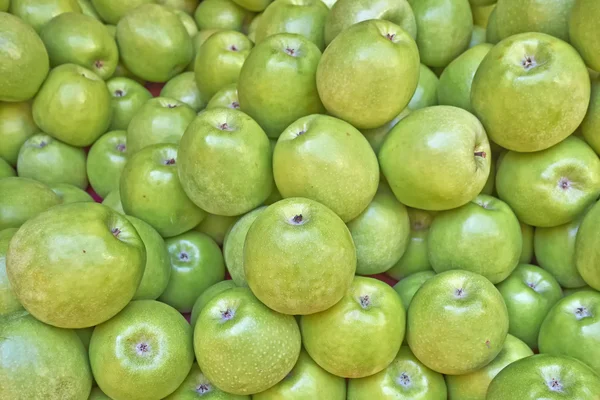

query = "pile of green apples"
[3,0,600,398]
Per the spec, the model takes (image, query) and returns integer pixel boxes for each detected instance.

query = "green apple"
[223,206,266,286]
[570,0,600,72]
[17,133,88,189]
[485,6,500,44]
[194,287,301,395]
[301,276,405,378]
[472,3,494,27]
[273,114,379,222]
[347,345,447,400]
[0,158,15,178]
[445,334,533,400]
[127,216,171,301]
[497,264,562,349]
[111,61,146,83]
[117,4,193,83]
[88,387,111,400]
[194,213,240,245]
[161,72,207,112]
[325,0,416,47]
[563,286,597,297]
[91,0,152,24]
[157,0,198,14]
[379,106,491,211]
[581,78,600,155]
[120,143,206,237]
[247,11,261,41]
[538,290,600,375]
[0,229,21,315]
[190,280,236,328]
[0,177,61,230]
[360,109,411,155]
[102,188,124,214]
[407,270,509,375]
[0,310,92,399]
[0,13,49,102]
[165,362,250,400]
[317,19,419,129]
[244,197,356,315]
[32,63,112,147]
[0,101,38,165]
[194,30,253,100]
[194,0,247,31]
[472,33,590,152]
[386,209,435,280]
[487,354,600,399]
[254,349,346,400]
[188,29,224,72]
[255,0,329,50]
[411,0,473,68]
[576,201,600,290]
[534,213,587,288]
[347,183,410,275]
[9,0,81,32]
[174,8,199,37]
[238,33,325,139]
[40,12,118,80]
[106,77,153,131]
[206,83,240,110]
[393,271,435,310]
[479,154,495,195]
[90,300,194,400]
[437,43,492,113]
[77,0,100,19]
[232,0,270,12]
[178,107,272,216]
[407,64,439,111]
[0,0,8,10]
[519,222,534,263]
[428,194,521,284]
[86,130,128,198]
[496,137,600,227]
[127,97,196,154]
[469,25,486,47]
[50,183,94,204]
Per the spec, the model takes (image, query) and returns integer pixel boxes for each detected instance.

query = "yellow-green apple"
[194,0,248,31]
[360,109,411,156]
[581,78,600,155]
[576,201,600,291]
[407,64,439,111]
[520,222,534,263]
[570,0,600,72]
[471,3,494,27]
[157,0,198,14]
[190,280,236,328]
[485,7,500,44]
[0,101,38,165]
[165,362,250,400]
[91,0,152,24]
[469,25,486,47]
[0,158,15,178]
[101,189,124,213]
[0,229,21,315]
[206,83,240,110]
[174,8,198,37]
[9,0,81,32]
[161,72,207,112]
[194,213,240,245]
[106,77,153,131]
[0,177,60,230]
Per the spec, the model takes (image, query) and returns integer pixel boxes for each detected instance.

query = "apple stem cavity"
[474,151,487,158]
[359,295,371,309]
[218,122,232,131]
[229,44,238,51]
[38,140,48,148]
[397,372,411,387]
[164,158,176,165]
[386,33,396,41]
[111,228,121,237]
[522,55,537,71]
[289,214,306,225]
[285,47,297,57]
[195,383,211,394]
[575,306,591,320]
[455,288,466,298]
[94,60,104,69]
[547,377,563,392]
[296,130,306,137]
[221,308,235,322]
[114,89,125,97]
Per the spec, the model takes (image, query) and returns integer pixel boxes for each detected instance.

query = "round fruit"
[569,0,600,72]
[165,362,250,400]
[0,177,61,230]
[86,130,128,199]
[0,101,38,165]
[0,228,22,315]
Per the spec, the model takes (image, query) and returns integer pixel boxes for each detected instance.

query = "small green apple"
[9,0,81,32]
[17,133,88,189]
[194,213,240,245]
[360,109,411,155]
[106,76,153,131]
[127,97,196,154]
[301,276,405,378]
[576,201,600,290]
[90,300,194,400]
[91,0,152,24]
[407,64,439,111]
[581,78,600,155]
[570,0,600,72]
[40,12,118,80]
[0,101,38,165]
[194,0,247,31]
[471,3,494,27]
[161,72,207,112]
[0,158,15,178]
[0,177,61,230]
[317,19,420,129]
[157,0,198,14]
[238,33,326,139]
[472,32,590,152]
[347,345,447,400]
[101,188,125,214]
[190,280,236,328]
[77,0,100,19]
[407,270,509,375]
[165,362,250,400]
[496,137,600,227]
[393,270,436,310]
[120,143,206,237]
[117,4,193,82]
[194,287,301,395]
[205,83,240,110]
[0,228,21,315]
[469,25,486,47]
[50,183,94,204]
[86,130,128,199]
[174,8,199,37]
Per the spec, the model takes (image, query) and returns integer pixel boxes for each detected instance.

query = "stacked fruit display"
[2,0,600,399]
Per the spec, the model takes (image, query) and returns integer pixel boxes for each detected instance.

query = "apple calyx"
[296,130,306,137]
[547,377,563,392]
[94,60,104,69]
[359,294,371,309]
[285,47,297,57]
[527,281,538,292]
[455,288,466,298]
[474,151,487,158]
[114,89,125,97]
[166,103,178,109]
[111,227,121,237]
[135,342,151,356]
[116,143,126,153]
[230,101,240,109]
[575,306,591,320]
[386,33,396,41]
[179,251,189,261]
[521,55,537,71]
[396,372,411,387]
[38,140,48,148]
[164,158,176,166]
[559,177,571,190]
[218,122,233,131]
[221,308,235,322]
[229,44,238,52]
[195,383,212,394]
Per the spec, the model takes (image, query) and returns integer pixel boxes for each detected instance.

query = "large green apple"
[428,194,521,284]
[32,63,112,147]
[106,77,153,131]
[0,158,15,178]
[178,107,272,216]
[301,276,405,378]
[347,345,447,400]
[472,32,590,152]
[165,362,250,400]
[407,64,439,111]
[244,198,355,314]
[120,143,206,237]
[575,201,600,290]
[0,228,21,315]
[497,264,562,349]
[206,83,240,110]
[317,19,419,129]
[379,106,491,211]
[40,12,118,80]
[325,0,416,46]
[387,209,435,280]
[445,334,533,400]
[223,206,266,286]
[90,300,194,400]
[0,310,92,399]
[194,287,301,395]
[393,271,435,310]
[347,183,410,275]
[273,114,379,222]
[437,43,492,113]
[17,133,88,189]
[487,354,600,399]
[86,130,128,199]
[238,33,325,139]
[127,97,196,154]
[360,109,411,156]
[581,78,600,155]
[159,231,225,312]
[407,270,509,375]
[161,72,207,112]
[570,0,600,72]
[411,0,473,68]
[190,280,236,328]
[194,0,247,31]
[0,101,38,165]
[0,13,49,102]
[9,0,81,32]
[91,0,152,24]
[520,222,534,264]
[7,202,146,328]
[195,30,253,100]
[496,137,600,227]
[102,188,125,214]
[50,183,94,204]
[117,4,193,83]
[0,177,61,230]
[194,212,240,245]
